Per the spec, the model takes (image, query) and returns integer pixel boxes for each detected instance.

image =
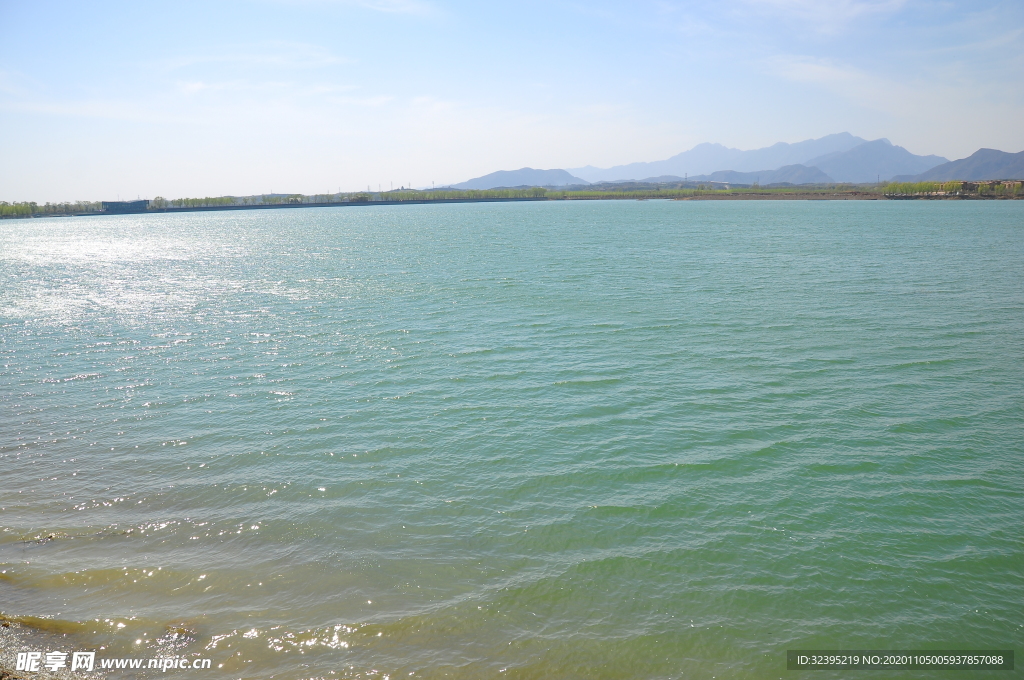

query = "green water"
[1,200,1022,679]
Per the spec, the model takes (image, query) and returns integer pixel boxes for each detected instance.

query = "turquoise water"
[1,200,1022,679]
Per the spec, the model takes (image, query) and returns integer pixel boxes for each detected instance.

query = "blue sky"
[2,0,1022,201]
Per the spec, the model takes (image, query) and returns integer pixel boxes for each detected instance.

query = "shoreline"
[677,192,882,200]
[4,191,1022,220]
[34,196,551,218]
[1,619,88,680]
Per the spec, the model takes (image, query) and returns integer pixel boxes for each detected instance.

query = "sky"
[1,0,1023,202]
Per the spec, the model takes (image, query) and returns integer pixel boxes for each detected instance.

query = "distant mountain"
[568,133,866,182]
[634,175,685,183]
[692,164,834,185]
[451,168,587,190]
[569,144,742,184]
[804,139,946,183]
[894,149,1024,181]
[721,134,868,173]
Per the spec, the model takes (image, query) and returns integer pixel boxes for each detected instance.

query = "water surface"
[2,200,1022,678]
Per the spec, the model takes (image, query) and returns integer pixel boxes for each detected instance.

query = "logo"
[16,651,94,672]
[14,650,211,672]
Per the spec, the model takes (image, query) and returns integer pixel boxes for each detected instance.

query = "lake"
[2,200,1022,679]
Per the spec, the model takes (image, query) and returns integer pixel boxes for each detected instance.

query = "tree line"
[5,182,1021,218]
[883,181,1022,197]
[1,201,103,218]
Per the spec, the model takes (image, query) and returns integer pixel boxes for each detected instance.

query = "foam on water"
[2,201,1022,678]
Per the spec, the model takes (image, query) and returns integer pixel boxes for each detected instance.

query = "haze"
[1,0,1022,203]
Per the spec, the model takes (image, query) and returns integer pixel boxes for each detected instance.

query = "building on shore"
[101,200,150,213]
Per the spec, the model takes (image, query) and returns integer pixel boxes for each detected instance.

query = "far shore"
[45,192,1024,218]
[3,181,1021,220]
[677,192,883,201]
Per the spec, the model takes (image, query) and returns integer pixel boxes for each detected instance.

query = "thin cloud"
[742,0,908,31]
[764,53,1010,122]
[766,54,916,114]
[159,42,352,72]
[328,94,395,107]
[263,0,434,14]
[174,79,298,95]
[351,0,432,12]
[0,98,196,125]
[0,68,37,97]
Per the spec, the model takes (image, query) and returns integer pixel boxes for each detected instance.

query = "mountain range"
[691,164,834,185]
[450,168,587,190]
[892,149,1024,182]
[568,132,869,182]
[802,139,947,183]
[451,134,1022,189]
[625,141,945,185]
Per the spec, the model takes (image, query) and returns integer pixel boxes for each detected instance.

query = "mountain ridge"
[691,164,835,185]
[894,149,1024,181]
[449,168,588,190]
[449,136,1016,190]
[568,133,867,182]
[804,140,947,183]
